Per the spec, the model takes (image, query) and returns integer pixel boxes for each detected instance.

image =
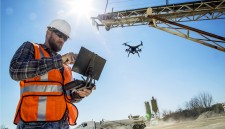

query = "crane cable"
[104,0,109,14]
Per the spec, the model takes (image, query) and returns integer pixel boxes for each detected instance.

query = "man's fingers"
[62,52,77,64]
[77,89,92,97]
[70,55,74,63]
[73,53,77,58]
[77,91,87,97]
[69,53,77,64]
[92,86,96,90]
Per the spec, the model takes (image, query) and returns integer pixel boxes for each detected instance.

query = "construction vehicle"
[75,115,146,129]
[75,97,159,129]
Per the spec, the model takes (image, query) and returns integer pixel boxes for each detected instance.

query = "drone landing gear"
[137,52,140,57]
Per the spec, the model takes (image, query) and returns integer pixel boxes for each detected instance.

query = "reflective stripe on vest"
[21,85,63,95]
[41,73,48,81]
[37,96,47,121]
[39,46,45,58]
[39,46,49,81]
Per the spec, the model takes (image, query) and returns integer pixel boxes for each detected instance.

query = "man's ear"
[46,30,52,39]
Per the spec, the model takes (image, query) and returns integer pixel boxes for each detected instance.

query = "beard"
[48,36,62,52]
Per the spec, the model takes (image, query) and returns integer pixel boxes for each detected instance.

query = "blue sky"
[1,0,225,128]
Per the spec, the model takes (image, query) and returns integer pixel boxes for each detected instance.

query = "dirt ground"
[146,114,225,129]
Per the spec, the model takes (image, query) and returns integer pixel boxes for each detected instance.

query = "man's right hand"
[62,52,77,65]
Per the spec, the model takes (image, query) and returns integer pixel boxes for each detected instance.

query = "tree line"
[162,92,224,121]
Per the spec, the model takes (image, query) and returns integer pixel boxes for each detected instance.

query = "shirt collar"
[40,44,58,55]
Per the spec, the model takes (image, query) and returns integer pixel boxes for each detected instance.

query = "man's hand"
[62,52,77,65]
[77,86,96,98]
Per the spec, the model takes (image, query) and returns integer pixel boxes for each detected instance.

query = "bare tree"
[198,92,213,109]
[185,92,213,111]
[187,97,202,110]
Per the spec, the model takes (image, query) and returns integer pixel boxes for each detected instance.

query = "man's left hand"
[77,86,96,98]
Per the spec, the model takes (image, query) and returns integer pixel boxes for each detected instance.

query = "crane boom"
[91,0,225,52]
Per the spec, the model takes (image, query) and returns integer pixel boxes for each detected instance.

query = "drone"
[122,41,143,57]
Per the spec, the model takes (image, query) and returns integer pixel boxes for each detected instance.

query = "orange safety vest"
[14,43,78,125]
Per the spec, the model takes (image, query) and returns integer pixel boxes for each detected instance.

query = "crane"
[91,0,225,52]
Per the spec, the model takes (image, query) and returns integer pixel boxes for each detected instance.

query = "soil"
[146,112,225,129]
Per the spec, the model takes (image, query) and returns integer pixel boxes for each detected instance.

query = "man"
[9,19,95,129]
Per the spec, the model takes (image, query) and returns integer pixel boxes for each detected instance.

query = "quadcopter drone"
[122,41,143,57]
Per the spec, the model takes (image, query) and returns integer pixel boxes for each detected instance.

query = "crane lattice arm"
[91,0,225,52]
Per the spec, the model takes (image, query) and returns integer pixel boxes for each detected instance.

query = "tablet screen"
[72,47,106,80]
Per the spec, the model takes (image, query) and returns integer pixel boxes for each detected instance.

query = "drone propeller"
[137,46,143,52]
[122,41,131,46]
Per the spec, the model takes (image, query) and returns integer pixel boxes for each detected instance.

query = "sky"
[1,0,225,129]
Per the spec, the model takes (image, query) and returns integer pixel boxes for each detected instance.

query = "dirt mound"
[197,111,225,120]
[146,115,225,129]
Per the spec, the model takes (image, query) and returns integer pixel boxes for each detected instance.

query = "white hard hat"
[47,19,71,38]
